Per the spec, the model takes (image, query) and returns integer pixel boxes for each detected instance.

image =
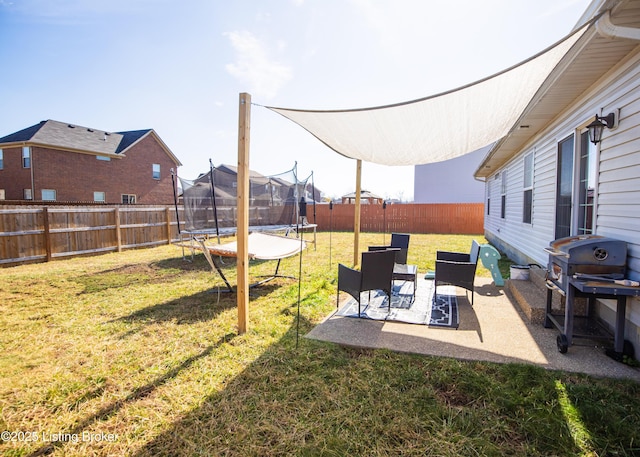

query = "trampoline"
[172,161,316,291]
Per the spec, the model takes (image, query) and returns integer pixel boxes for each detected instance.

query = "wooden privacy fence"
[0,205,182,267]
[0,203,484,266]
[310,203,484,234]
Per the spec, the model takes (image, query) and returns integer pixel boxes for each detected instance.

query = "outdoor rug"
[336,279,459,328]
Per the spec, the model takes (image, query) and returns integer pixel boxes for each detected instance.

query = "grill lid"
[547,235,627,266]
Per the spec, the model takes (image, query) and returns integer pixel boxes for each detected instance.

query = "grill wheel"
[557,334,569,353]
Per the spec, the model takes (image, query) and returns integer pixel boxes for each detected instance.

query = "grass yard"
[1,232,639,456]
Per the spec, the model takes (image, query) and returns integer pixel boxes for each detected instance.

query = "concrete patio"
[307,275,640,382]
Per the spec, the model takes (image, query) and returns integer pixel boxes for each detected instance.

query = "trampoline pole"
[171,169,185,258]
[171,168,181,235]
[209,159,221,243]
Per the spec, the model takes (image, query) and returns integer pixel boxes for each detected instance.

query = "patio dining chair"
[434,239,480,306]
[368,232,410,264]
[336,249,396,316]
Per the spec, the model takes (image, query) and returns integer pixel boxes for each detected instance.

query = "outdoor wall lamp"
[587,112,616,145]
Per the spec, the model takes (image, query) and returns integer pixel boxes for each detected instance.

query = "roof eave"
[475,26,640,178]
[0,140,125,158]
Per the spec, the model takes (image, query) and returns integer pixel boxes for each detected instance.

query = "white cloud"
[224,30,293,100]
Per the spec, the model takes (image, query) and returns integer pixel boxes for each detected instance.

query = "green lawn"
[1,232,639,456]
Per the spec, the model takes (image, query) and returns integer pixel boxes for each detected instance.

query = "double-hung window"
[22,147,31,168]
[577,131,597,235]
[152,163,160,180]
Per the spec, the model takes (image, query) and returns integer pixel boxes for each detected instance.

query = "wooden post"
[237,93,251,334]
[43,207,52,262]
[114,207,122,252]
[165,207,172,244]
[353,159,362,266]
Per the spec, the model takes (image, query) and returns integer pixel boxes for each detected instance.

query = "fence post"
[43,207,52,262]
[165,207,172,244]
[114,207,122,252]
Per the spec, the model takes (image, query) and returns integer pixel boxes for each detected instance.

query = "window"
[487,198,490,215]
[577,131,597,235]
[523,152,533,224]
[24,188,32,200]
[0,149,3,169]
[152,163,160,179]
[501,171,507,219]
[0,189,5,200]
[96,155,111,161]
[122,194,136,204]
[22,147,31,168]
[41,189,56,201]
[94,191,106,202]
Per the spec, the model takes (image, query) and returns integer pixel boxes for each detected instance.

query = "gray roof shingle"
[0,120,180,165]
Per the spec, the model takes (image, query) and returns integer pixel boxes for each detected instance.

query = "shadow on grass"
[125,313,625,457]
[111,281,282,326]
[27,332,238,457]
[73,255,211,294]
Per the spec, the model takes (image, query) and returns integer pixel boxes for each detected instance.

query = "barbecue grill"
[543,235,640,355]
[545,235,628,292]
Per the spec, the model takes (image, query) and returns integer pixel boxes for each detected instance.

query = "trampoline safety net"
[177,162,314,236]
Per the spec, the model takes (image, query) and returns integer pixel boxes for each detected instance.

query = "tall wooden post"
[237,93,251,334]
[353,159,362,266]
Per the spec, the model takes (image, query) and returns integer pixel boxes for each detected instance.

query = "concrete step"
[506,267,564,325]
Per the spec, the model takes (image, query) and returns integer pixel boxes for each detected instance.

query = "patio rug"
[336,279,459,328]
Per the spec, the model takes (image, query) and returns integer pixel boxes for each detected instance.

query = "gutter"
[596,10,640,41]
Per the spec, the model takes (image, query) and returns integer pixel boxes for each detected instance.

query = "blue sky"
[0,0,592,200]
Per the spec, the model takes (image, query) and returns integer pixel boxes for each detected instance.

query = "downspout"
[596,10,640,41]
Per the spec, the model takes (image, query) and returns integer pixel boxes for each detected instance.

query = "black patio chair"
[368,232,410,264]
[336,249,396,316]
[434,240,481,306]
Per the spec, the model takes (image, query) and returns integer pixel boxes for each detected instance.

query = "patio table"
[393,264,418,302]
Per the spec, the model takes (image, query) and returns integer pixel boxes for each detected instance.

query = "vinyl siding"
[485,48,640,328]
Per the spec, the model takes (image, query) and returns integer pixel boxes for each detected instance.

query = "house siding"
[484,48,640,342]
[413,147,487,203]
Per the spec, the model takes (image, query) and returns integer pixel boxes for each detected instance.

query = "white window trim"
[41,189,56,201]
[22,146,31,168]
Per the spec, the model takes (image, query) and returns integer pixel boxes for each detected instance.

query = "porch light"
[587,112,616,145]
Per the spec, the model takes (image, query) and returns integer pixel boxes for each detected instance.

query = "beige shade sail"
[265,23,589,166]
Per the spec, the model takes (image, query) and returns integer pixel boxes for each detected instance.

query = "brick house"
[0,119,182,204]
